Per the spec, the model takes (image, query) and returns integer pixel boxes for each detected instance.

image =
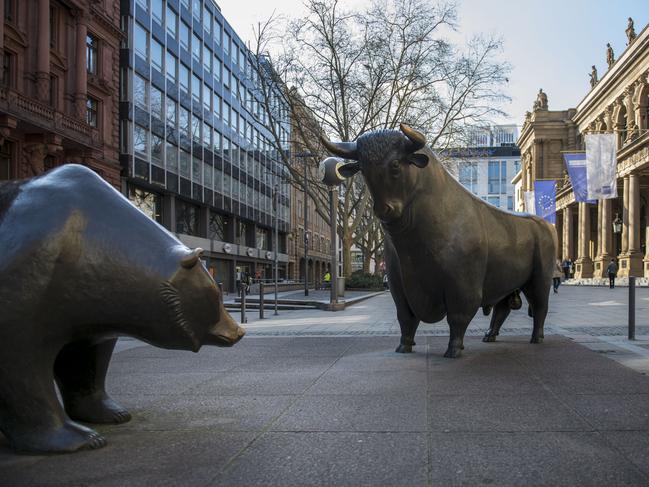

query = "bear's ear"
[181,248,204,268]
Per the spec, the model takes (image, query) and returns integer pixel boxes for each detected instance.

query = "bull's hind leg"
[0,350,106,453]
[522,280,550,344]
[482,297,512,343]
[54,339,131,424]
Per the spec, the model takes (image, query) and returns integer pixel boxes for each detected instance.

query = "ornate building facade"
[0,0,122,186]
[514,21,649,279]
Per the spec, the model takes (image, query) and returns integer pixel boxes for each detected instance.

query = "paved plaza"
[2,286,649,486]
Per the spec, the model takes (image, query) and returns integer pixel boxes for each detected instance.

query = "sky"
[215,0,647,130]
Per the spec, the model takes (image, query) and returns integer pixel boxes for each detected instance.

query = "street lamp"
[612,213,623,234]
[273,184,279,315]
[319,157,346,309]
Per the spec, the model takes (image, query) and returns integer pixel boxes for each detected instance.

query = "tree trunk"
[342,233,353,277]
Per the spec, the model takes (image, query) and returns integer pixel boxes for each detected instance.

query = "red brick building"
[0,0,122,186]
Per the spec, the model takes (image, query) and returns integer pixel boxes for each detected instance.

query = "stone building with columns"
[0,0,122,185]
[514,21,649,279]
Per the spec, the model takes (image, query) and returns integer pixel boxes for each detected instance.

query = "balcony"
[0,87,99,147]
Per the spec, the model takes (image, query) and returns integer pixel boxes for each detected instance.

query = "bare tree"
[246,0,511,276]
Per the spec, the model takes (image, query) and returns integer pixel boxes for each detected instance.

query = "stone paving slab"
[2,335,649,486]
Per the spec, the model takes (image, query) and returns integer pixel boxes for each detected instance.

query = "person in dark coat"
[606,259,617,289]
[561,258,571,279]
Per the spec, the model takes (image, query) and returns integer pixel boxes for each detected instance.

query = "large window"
[500,161,507,194]
[256,228,269,250]
[152,0,163,25]
[151,85,163,120]
[86,34,98,74]
[179,63,190,93]
[166,141,178,173]
[151,133,164,166]
[459,163,477,193]
[488,160,500,194]
[176,200,199,235]
[192,73,201,104]
[134,74,148,109]
[209,212,227,241]
[134,124,149,157]
[151,39,164,72]
[180,21,190,51]
[166,51,177,83]
[134,23,148,61]
[192,33,201,63]
[202,5,211,35]
[166,4,177,37]
[179,149,190,177]
[166,98,177,127]
[129,186,162,223]
[179,107,190,137]
[86,97,98,127]
[238,221,248,246]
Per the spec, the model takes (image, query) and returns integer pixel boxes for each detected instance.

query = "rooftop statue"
[322,125,557,358]
[0,165,245,454]
[589,65,598,88]
[533,88,548,111]
[626,17,636,44]
[606,43,615,68]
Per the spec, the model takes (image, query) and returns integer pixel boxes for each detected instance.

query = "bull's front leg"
[396,309,420,353]
[445,301,480,358]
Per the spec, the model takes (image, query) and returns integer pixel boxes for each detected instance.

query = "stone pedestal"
[618,252,644,277]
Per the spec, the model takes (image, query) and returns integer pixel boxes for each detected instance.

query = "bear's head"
[158,247,245,352]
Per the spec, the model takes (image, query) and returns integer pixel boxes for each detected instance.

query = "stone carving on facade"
[626,17,636,45]
[533,89,548,111]
[589,65,598,88]
[606,43,615,68]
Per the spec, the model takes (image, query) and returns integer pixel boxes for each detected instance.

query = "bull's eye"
[389,160,401,177]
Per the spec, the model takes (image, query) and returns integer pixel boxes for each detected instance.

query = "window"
[180,21,190,51]
[214,94,221,118]
[50,7,58,48]
[202,5,211,34]
[192,0,201,22]
[1,52,12,87]
[151,39,164,72]
[179,107,190,137]
[203,45,212,71]
[224,68,230,89]
[136,0,148,12]
[134,23,148,61]
[209,212,226,240]
[166,51,177,83]
[458,163,477,193]
[214,21,221,45]
[134,124,149,156]
[507,196,514,211]
[179,149,190,177]
[86,34,98,75]
[500,161,507,194]
[192,156,201,183]
[202,83,211,111]
[192,73,201,104]
[152,0,163,25]
[213,55,221,81]
[256,228,268,250]
[203,121,211,147]
[151,85,163,119]
[487,196,500,207]
[191,115,200,142]
[176,200,199,235]
[0,142,13,180]
[179,63,190,93]
[224,32,230,55]
[192,33,201,63]
[238,221,248,245]
[166,5,177,37]
[151,133,164,165]
[166,141,178,172]
[134,74,148,109]
[166,98,177,127]
[86,97,98,127]
[49,75,57,107]
[4,0,15,23]
[129,187,162,223]
[488,160,500,194]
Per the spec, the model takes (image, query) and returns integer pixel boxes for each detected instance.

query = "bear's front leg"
[0,352,107,453]
[54,339,131,424]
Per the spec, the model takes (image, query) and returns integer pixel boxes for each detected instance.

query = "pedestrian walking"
[553,259,562,293]
[561,258,571,279]
[606,259,617,289]
[383,273,389,290]
[323,270,331,289]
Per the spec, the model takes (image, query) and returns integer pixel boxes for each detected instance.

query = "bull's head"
[321,124,429,223]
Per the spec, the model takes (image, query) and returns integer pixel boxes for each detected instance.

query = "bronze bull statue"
[322,124,557,357]
[0,164,245,453]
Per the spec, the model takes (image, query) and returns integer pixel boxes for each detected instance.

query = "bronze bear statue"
[0,164,245,453]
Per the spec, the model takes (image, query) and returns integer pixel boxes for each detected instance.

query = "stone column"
[624,173,643,276]
[621,175,629,255]
[562,206,573,261]
[575,202,593,278]
[594,199,613,277]
[36,0,51,102]
[644,217,649,278]
[75,11,89,120]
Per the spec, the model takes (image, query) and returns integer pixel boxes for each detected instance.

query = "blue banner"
[563,152,596,204]
[534,180,556,224]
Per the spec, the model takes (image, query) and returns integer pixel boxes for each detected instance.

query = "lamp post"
[319,157,346,309]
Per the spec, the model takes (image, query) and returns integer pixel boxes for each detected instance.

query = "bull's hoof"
[482,335,497,343]
[444,347,462,358]
[395,344,413,353]
[530,336,544,344]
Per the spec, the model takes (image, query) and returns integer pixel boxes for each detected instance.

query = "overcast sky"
[216,0,647,129]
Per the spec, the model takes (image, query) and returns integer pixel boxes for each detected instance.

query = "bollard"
[259,281,265,320]
[240,285,247,324]
[628,276,635,340]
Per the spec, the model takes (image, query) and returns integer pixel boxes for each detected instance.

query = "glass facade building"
[120,0,291,291]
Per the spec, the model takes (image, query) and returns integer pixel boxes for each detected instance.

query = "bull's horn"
[181,248,204,268]
[320,137,358,160]
[400,124,426,152]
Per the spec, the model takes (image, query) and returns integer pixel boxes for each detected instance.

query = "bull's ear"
[408,153,429,168]
[338,162,360,178]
